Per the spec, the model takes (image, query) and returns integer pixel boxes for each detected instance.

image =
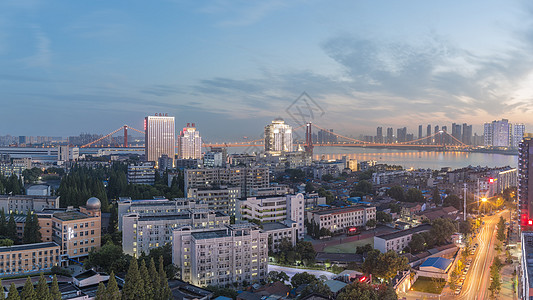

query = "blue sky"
[1,0,532,141]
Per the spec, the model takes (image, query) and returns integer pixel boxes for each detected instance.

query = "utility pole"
[464,183,467,221]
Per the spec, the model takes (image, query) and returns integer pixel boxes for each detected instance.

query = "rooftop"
[261,222,290,231]
[375,224,432,241]
[0,242,59,253]
[54,211,92,221]
[420,257,452,271]
[324,280,347,293]
[310,205,371,215]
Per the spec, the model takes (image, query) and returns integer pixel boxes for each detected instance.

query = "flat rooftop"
[0,242,59,253]
[375,224,432,241]
[262,222,290,231]
[311,205,370,215]
[54,211,92,221]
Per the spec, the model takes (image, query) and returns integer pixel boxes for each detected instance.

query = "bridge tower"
[123,125,128,147]
[304,122,314,155]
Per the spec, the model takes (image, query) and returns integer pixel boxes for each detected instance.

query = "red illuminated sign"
[359,276,366,282]
[489,178,494,183]
[529,220,532,226]
[349,227,357,232]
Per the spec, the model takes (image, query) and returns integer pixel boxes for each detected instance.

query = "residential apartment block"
[187,187,241,216]
[237,193,305,240]
[172,224,268,287]
[0,195,59,214]
[184,167,269,197]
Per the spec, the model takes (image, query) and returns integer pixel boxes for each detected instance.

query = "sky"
[1,0,533,142]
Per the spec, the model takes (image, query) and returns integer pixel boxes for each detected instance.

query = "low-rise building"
[261,221,298,252]
[373,224,432,253]
[26,185,51,196]
[237,193,305,240]
[0,242,60,276]
[184,167,269,197]
[0,195,59,214]
[307,205,376,233]
[172,224,268,287]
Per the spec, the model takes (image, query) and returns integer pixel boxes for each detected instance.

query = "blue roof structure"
[420,257,452,271]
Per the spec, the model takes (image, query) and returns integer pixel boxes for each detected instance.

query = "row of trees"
[386,186,425,203]
[0,174,24,195]
[269,239,316,267]
[305,220,332,239]
[57,166,108,209]
[407,218,457,254]
[0,210,41,244]
[1,274,62,300]
[362,250,409,283]
[98,257,171,300]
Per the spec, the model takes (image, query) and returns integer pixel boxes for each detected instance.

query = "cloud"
[22,26,51,67]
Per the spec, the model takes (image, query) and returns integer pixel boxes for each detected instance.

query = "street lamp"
[481,198,487,215]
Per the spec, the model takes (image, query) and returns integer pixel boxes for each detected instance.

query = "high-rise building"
[145,114,175,166]
[178,123,202,159]
[441,125,449,144]
[376,127,383,144]
[513,124,526,149]
[396,127,407,143]
[519,135,533,229]
[484,119,511,147]
[462,123,472,145]
[386,127,393,143]
[418,125,423,141]
[264,118,292,154]
[426,125,431,144]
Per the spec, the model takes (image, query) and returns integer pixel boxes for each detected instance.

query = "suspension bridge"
[78,122,469,151]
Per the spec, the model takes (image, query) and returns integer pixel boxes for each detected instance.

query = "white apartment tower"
[178,123,202,159]
[264,118,293,154]
[484,119,512,148]
[145,114,175,166]
[513,124,526,149]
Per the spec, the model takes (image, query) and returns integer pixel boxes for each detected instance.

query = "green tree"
[7,283,19,300]
[355,243,373,255]
[0,209,7,236]
[23,212,42,244]
[0,239,14,247]
[497,216,506,242]
[362,249,381,275]
[305,182,314,193]
[106,271,121,300]
[36,273,51,300]
[387,186,404,201]
[148,258,160,299]
[85,241,130,274]
[290,272,317,289]
[20,277,36,300]
[459,218,473,236]
[95,282,106,300]
[6,212,17,243]
[139,259,153,300]
[297,280,333,299]
[376,211,393,223]
[158,256,171,300]
[366,219,377,228]
[432,188,441,204]
[443,195,461,210]
[405,188,424,203]
[50,275,61,300]
[337,282,398,300]
[408,233,426,254]
[430,218,457,245]
[122,258,145,300]
[374,251,409,282]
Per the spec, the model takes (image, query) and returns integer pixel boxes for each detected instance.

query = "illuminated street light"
[481,198,487,202]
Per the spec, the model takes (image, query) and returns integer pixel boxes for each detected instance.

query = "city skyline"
[2,1,533,140]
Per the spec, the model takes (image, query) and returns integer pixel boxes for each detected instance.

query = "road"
[457,211,503,300]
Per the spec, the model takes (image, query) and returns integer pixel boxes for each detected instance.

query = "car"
[455,289,461,295]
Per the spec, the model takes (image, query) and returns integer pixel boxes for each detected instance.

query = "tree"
[85,241,130,274]
[159,256,171,300]
[297,280,333,299]
[356,243,373,255]
[305,182,314,193]
[36,273,51,300]
[20,277,36,300]
[388,203,401,213]
[267,271,289,283]
[366,219,377,228]
[405,188,424,203]
[374,251,409,282]
[0,239,14,247]
[106,271,121,300]
[337,282,398,300]
[50,275,61,300]
[122,258,145,300]
[6,212,17,243]
[139,260,153,300]
[432,188,441,204]
[449,265,461,291]
[376,211,393,223]
[23,212,42,244]
[7,283,19,300]
[0,210,6,237]
[497,216,506,242]
[387,186,404,201]
[291,272,317,289]
[295,241,316,263]
[95,282,106,300]
[443,195,461,210]
[148,258,160,299]
[408,233,426,254]
[352,180,373,196]
[430,218,457,245]
[362,249,381,275]
[459,218,473,236]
